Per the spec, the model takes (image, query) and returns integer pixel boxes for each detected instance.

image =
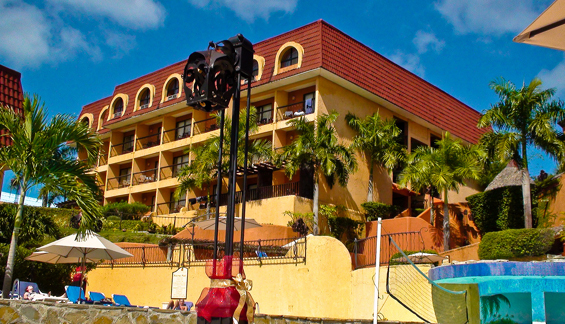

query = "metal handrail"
[135,133,161,150]
[163,127,191,144]
[107,175,131,190]
[276,101,314,120]
[256,108,274,125]
[98,154,108,166]
[156,201,186,215]
[193,117,217,135]
[160,162,189,180]
[132,168,158,186]
[110,140,135,157]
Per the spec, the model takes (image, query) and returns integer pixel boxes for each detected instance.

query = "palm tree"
[399,132,483,251]
[176,107,272,206]
[0,94,102,297]
[478,78,565,228]
[345,111,406,202]
[277,112,357,235]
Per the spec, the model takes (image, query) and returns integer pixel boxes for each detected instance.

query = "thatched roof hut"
[485,160,533,192]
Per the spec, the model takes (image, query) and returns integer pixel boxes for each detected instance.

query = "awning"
[513,0,565,51]
[392,183,418,196]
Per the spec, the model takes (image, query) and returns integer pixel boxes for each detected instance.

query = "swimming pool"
[429,262,565,324]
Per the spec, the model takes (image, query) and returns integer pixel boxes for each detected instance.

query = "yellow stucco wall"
[88,236,441,321]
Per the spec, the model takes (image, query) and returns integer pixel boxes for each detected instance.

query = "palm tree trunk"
[521,141,532,228]
[313,173,319,235]
[366,159,373,203]
[443,190,450,252]
[2,191,26,298]
[429,193,434,226]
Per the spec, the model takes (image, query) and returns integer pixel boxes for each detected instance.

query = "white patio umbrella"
[193,217,262,231]
[37,231,133,300]
[513,0,565,51]
[393,252,446,264]
[25,251,99,264]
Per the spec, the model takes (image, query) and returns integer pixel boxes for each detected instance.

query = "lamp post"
[183,34,255,324]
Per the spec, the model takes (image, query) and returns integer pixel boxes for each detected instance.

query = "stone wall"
[0,300,423,324]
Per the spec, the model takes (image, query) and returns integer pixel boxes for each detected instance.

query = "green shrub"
[361,202,400,221]
[478,228,555,260]
[466,186,526,235]
[106,216,121,222]
[0,204,62,248]
[101,219,151,232]
[101,202,150,220]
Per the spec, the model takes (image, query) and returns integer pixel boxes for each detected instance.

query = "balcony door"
[176,119,191,140]
[172,154,190,178]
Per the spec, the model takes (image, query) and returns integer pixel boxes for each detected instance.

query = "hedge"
[466,186,525,235]
[478,228,555,260]
[361,202,400,221]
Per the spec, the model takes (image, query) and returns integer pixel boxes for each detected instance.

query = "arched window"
[81,117,90,127]
[252,60,259,81]
[139,89,150,109]
[166,79,179,99]
[113,98,124,118]
[100,110,108,127]
[280,48,299,68]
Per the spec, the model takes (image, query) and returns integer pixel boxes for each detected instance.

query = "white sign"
[171,267,188,299]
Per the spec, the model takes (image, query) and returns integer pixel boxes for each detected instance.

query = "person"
[178,299,188,311]
[70,265,87,292]
[166,300,175,309]
[23,285,35,300]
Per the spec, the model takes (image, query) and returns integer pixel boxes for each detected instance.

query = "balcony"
[135,133,161,151]
[163,128,191,144]
[132,168,158,186]
[257,107,274,126]
[159,163,187,180]
[193,117,218,135]
[110,141,134,157]
[156,201,185,215]
[214,181,309,206]
[276,101,314,121]
[99,154,108,166]
[107,175,131,190]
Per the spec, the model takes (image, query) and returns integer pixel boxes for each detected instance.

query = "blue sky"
[0,0,564,196]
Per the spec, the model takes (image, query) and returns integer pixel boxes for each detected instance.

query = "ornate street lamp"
[183,34,255,324]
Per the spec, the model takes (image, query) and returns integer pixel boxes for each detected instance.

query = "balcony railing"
[163,127,191,144]
[276,101,314,121]
[160,162,188,180]
[156,201,186,215]
[132,168,158,186]
[98,237,307,267]
[193,117,217,135]
[257,109,274,126]
[215,181,306,207]
[107,174,131,190]
[110,140,134,157]
[98,154,108,166]
[352,231,424,269]
[135,133,161,150]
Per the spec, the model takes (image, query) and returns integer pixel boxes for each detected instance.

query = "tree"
[345,112,406,202]
[478,78,565,228]
[399,132,483,251]
[277,112,357,235]
[176,107,272,206]
[0,94,102,298]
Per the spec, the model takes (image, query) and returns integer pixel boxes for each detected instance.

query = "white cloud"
[413,30,445,54]
[0,1,52,67]
[434,0,545,36]
[389,51,425,77]
[105,31,137,59]
[188,0,297,21]
[48,0,166,30]
[537,55,565,99]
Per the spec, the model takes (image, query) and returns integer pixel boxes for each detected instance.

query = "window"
[280,48,299,68]
[113,98,124,118]
[169,192,186,213]
[411,138,427,152]
[430,134,441,149]
[252,60,259,81]
[167,79,179,99]
[176,119,191,139]
[256,104,272,125]
[119,168,131,187]
[123,134,134,153]
[172,154,190,177]
[303,92,315,114]
[100,110,108,127]
[139,89,150,109]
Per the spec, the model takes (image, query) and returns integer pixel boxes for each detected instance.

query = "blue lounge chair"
[89,291,113,305]
[112,294,136,307]
[12,279,44,299]
[65,286,88,304]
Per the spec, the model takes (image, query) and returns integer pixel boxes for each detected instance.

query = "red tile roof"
[80,20,487,143]
[0,65,24,146]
